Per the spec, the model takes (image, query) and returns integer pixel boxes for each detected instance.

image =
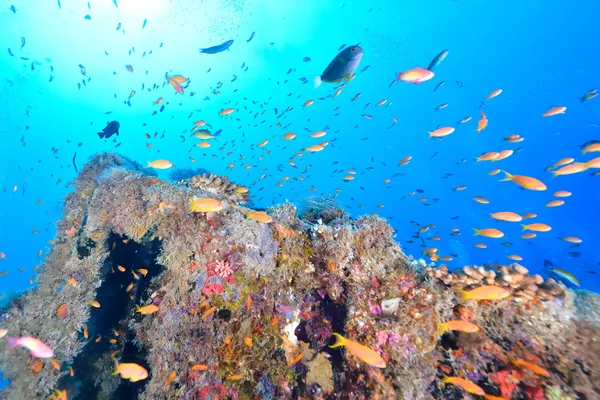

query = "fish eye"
[351,48,356,52]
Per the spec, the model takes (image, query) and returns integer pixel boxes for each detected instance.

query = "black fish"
[97,121,120,139]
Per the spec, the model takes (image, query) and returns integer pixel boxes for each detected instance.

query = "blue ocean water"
[0,0,598,311]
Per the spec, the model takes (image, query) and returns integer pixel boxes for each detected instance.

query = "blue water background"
[0,0,599,307]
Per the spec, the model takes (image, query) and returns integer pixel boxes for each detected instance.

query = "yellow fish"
[112,358,148,382]
[190,197,223,213]
[329,332,386,368]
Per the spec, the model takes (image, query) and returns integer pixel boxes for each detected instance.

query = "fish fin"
[441,375,451,383]
[499,170,512,181]
[6,337,18,350]
[116,131,119,136]
[329,332,345,348]
[145,161,151,168]
[314,75,322,89]
[459,290,471,301]
[520,224,528,231]
[97,132,105,139]
[473,228,480,236]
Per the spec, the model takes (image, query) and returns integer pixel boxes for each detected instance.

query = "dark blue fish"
[315,44,363,88]
[199,40,233,54]
[338,44,346,50]
[142,19,147,28]
[84,15,91,20]
[427,50,448,71]
[213,129,222,136]
[97,121,120,139]
[57,0,61,9]
[20,56,28,60]
[87,2,90,9]
[159,105,165,112]
[433,81,446,92]
[360,65,370,72]
[113,0,118,7]
[117,22,122,30]
[20,37,25,49]
[7,48,13,57]
[10,5,16,13]
[303,57,311,62]
[246,32,255,43]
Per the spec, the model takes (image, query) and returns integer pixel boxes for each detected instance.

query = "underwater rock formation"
[0,153,598,399]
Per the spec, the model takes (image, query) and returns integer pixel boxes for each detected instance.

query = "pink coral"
[214,260,234,279]
[490,370,518,399]
[376,330,389,346]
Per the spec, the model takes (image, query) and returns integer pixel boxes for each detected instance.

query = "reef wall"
[0,153,598,400]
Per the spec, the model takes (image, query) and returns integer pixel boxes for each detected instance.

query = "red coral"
[490,370,518,398]
[202,283,225,296]
[524,385,544,400]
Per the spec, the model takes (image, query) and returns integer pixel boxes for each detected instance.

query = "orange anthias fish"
[512,359,550,377]
[476,111,488,133]
[219,108,235,116]
[113,358,148,382]
[136,304,159,315]
[329,332,386,368]
[442,376,484,395]
[460,285,510,301]
[145,160,174,169]
[473,228,504,238]
[396,67,434,84]
[7,336,54,358]
[56,304,68,320]
[48,389,68,400]
[166,370,176,385]
[521,223,551,232]
[247,211,272,224]
[429,127,455,138]
[542,106,566,117]
[190,197,223,213]
[485,89,502,100]
[490,211,522,222]
[551,162,589,177]
[438,320,480,334]
[500,171,546,191]
[166,76,184,94]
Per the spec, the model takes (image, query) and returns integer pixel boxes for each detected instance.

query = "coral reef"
[0,152,598,400]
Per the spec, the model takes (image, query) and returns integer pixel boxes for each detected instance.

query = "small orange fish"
[473,197,489,204]
[521,233,537,239]
[561,236,582,244]
[191,364,208,371]
[283,132,296,140]
[545,200,564,207]
[126,283,134,292]
[244,337,253,347]
[438,321,479,334]
[288,353,303,366]
[56,304,68,320]
[303,100,314,107]
[552,162,588,177]
[476,111,488,133]
[137,269,148,276]
[521,223,551,232]
[490,211,522,222]
[154,97,163,105]
[226,374,243,381]
[69,366,74,376]
[136,304,159,315]
[507,255,523,261]
[246,295,252,312]
[500,171,546,191]
[512,359,550,377]
[166,370,176,385]
[485,89,502,100]
[329,332,386,368]
[202,306,216,320]
[460,285,510,301]
[89,301,101,308]
[542,106,566,117]
[219,108,235,116]
[49,358,61,370]
[83,325,88,339]
[473,228,504,238]
[442,376,484,395]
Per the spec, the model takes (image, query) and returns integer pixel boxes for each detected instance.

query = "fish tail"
[441,375,451,383]
[437,323,447,336]
[472,228,480,236]
[499,170,512,182]
[145,161,151,168]
[329,332,346,348]
[314,75,322,89]
[6,337,19,350]
[459,290,471,301]
[521,224,529,231]
[112,357,119,375]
